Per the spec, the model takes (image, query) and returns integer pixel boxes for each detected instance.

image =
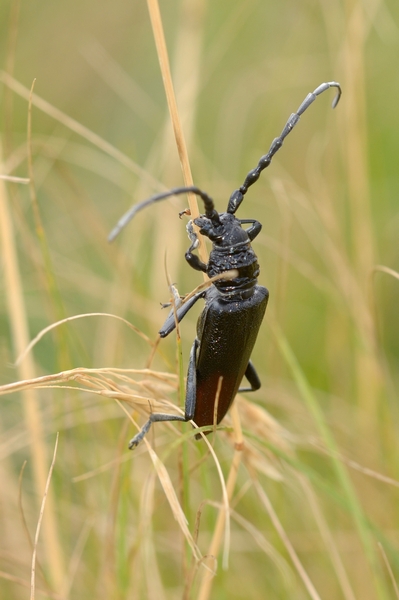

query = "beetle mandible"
[109,81,341,448]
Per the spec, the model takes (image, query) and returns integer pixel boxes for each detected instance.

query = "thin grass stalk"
[146,0,208,266]
[115,400,202,561]
[27,80,72,370]
[171,0,207,151]
[196,403,243,600]
[341,0,383,428]
[16,312,154,367]
[0,173,29,183]
[81,40,160,128]
[3,0,21,157]
[253,478,322,600]
[146,0,194,190]
[295,472,356,600]
[343,0,375,278]
[0,571,64,600]
[101,422,127,596]
[18,461,52,593]
[378,543,399,600]
[372,266,399,284]
[168,272,192,570]
[60,518,92,599]
[0,70,161,190]
[31,433,59,600]
[146,0,208,299]
[142,475,167,600]
[0,148,65,588]
[272,319,389,600]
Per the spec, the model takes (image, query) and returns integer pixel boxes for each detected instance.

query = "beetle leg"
[128,338,199,448]
[185,338,198,420]
[185,221,207,273]
[238,360,261,392]
[159,291,206,337]
[128,411,188,449]
[239,219,262,241]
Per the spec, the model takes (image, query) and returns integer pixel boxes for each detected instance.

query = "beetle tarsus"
[186,221,199,248]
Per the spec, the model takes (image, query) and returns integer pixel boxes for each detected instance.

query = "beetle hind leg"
[129,338,199,449]
[238,360,261,393]
[128,412,188,449]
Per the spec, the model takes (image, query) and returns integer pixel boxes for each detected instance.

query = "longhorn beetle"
[109,81,341,448]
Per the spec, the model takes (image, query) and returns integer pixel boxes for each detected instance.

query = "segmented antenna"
[108,186,218,242]
[227,81,341,214]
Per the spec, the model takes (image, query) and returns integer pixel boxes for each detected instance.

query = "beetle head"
[194,212,248,246]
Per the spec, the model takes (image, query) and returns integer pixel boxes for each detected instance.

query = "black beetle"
[109,81,341,448]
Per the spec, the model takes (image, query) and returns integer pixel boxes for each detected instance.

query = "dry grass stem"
[146,0,208,265]
[0,173,29,183]
[146,0,194,190]
[0,571,64,600]
[181,270,239,305]
[115,400,201,561]
[60,518,93,599]
[295,472,356,600]
[15,312,154,366]
[30,433,59,600]
[253,479,322,600]
[197,402,243,600]
[0,148,65,587]
[230,509,291,579]
[0,70,162,190]
[372,265,399,283]
[312,440,399,489]
[378,543,399,600]
[27,80,41,232]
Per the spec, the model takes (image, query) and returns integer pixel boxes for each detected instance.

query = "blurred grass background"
[1,0,399,598]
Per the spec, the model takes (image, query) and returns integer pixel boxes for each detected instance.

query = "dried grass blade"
[31,433,59,600]
[0,147,65,587]
[0,70,161,189]
[146,0,208,266]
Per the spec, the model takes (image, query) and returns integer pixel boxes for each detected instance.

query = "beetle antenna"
[227,81,342,214]
[109,185,219,242]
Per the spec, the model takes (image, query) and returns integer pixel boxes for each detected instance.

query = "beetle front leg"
[185,221,207,273]
[238,360,261,393]
[159,291,206,338]
[239,219,262,241]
